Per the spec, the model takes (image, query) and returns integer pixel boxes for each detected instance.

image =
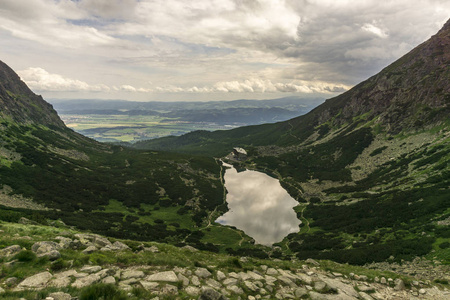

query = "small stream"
[216,162,301,245]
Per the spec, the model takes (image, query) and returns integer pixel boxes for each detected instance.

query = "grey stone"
[186,286,201,296]
[419,288,426,294]
[182,245,198,252]
[161,284,178,294]
[394,278,405,291]
[112,241,130,250]
[216,270,226,281]
[317,275,359,298]
[71,274,101,288]
[247,271,264,280]
[177,273,189,286]
[357,285,374,292]
[54,269,77,279]
[17,271,52,290]
[314,280,328,292]
[244,280,258,292]
[306,258,320,266]
[31,241,61,260]
[146,271,178,282]
[121,270,145,280]
[0,287,4,294]
[140,281,159,290]
[54,237,72,249]
[223,278,238,286]
[0,245,22,257]
[191,275,201,286]
[73,272,88,278]
[199,288,228,300]
[32,241,61,253]
[143,245,159,252]
[195,268,212,278]
[296,272,313,285]
[4,277,18,286]
[380,277,387,284]
[227,285,244,294]
[206,278,222,289]
[358,292,374,300]
[295,287,308,298]
[279,276,297,288]
[82,246,97,254]
[80,265,102,274]
[102,276,116,284]
[95,268,114,279]
[49,277,71,288]
[359,275,368,281]
[264,275,277,285]
[47,292,72,300]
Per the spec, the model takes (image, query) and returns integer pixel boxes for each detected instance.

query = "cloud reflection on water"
[216,164,301,245]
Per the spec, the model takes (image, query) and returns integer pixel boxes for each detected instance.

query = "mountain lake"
[216,162,301,245]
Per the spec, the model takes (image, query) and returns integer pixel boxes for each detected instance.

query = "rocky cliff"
[0,60,65,127]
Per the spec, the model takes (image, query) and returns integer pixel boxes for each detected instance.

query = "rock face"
[0,60,65,127]
[289,18,450,135]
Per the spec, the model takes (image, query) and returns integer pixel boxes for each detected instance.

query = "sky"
[0,0,448,102]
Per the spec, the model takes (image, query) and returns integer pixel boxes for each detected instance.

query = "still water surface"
[216,162,300,245]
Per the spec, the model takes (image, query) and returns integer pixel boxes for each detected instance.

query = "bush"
[14,250,36,262]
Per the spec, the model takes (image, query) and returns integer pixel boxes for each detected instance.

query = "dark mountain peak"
[294,18,449,134]
[0,60,65,128]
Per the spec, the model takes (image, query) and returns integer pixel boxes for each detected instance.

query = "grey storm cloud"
[0,0,448,100]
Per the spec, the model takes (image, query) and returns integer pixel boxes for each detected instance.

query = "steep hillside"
[136,19,449,154]
[135,20,450,265]
[0,61,65,127]
[0,60,256,253]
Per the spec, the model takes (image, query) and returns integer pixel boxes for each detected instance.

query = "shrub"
[14,250,36,262]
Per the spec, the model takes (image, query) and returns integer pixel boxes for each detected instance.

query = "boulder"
[4,277,18,286]
[394,278,405,291]
[199,288,228,300]
[0,245,22,257]
[80,265,102,274]
[185,286,201,296]
[121,270,145,280]
[195,268,212,278]
[16,271,52,290]
[71,274,101,288]
[102,276,116,284]
[82,246,97,254]
[139,281,159,290]
[47,292,72,300]
[31,241,61,260]
[146,271,178,282]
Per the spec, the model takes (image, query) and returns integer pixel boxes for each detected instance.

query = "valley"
[52,97,323,143]
[0,14,449,300]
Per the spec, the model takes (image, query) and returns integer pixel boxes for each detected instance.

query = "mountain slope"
[134,20,450,264]
[0,60,254,253]
[136,18,450,153]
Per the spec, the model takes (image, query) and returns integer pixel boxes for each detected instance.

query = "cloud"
[1,0,449,100]
[18,68,110,92]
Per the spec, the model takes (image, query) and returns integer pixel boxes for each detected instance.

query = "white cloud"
[361,23,388,38]
[1,0,449,100]
[18,68,110,92]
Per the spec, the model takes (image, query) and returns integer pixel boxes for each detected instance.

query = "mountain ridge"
[0,61,65,128]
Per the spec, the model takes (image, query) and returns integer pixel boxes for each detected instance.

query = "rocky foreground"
[0,221,449,300]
